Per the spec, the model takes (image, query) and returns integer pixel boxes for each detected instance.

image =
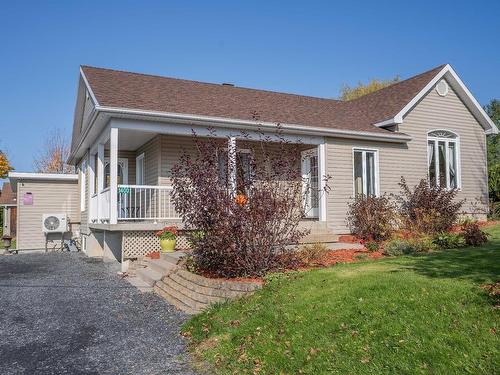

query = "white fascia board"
[79,67,100,106]
[374,64,499,135]
[103,107,412,143]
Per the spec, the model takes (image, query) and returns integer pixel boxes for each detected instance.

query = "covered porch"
[87,119,328,227]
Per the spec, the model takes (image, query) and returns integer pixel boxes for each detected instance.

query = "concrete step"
[126,276,153,293]
[160,251,186,265]
[154,284,199,315]
[136,267,163,287]
[299,233,338,244]
[146,259,179,275]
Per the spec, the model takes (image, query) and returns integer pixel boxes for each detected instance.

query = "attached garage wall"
[16,179,80,250]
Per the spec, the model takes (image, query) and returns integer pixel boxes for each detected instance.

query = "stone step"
[146,259,179,275]
[136,267,163,287]
[166,273,225,305]
[156,279,209,312]
[126,276,153,293]
[154,284,199,315]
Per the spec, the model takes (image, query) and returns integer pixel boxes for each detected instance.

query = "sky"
[1,0,499,181]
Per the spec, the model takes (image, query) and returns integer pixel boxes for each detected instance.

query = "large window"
[353,149,378,196]
[427,130,460,189]
[218,149,253,194]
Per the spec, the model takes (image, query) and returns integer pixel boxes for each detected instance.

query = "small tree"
[171,128,324,277]
[33,128,74,174]
[0,151,14,179]
[339,76,400,101]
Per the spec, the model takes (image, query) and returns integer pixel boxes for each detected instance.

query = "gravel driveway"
[0,252,197,375]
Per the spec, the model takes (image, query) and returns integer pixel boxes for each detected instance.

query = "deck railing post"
[109,127,119,224]
[97,143,104,222]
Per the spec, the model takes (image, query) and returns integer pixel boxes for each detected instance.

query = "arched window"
[427,130,460,189]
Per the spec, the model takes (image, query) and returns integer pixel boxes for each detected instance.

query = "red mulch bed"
[306,249,384,268]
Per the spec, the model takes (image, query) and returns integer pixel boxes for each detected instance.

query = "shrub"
[432,232,466,249]
[295,242,329,266]
[383,239,413,256]
[346,194,396,241]
[489,201,500,220]
[383,237,436,256]
[364,240,380,252]
[461,220,488,246]
[171,128,321,278]
[397,177,464,234]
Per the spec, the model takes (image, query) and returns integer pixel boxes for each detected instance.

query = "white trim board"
[373,64,499,135]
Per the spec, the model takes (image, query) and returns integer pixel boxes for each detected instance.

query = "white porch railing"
[117,185,179,220]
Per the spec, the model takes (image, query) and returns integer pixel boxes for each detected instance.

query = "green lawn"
[183,225,500,374]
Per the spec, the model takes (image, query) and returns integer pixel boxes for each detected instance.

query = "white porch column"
[318,142,327,222]
[109,127,119,224]
[97,143,104,222]
[88,152,95,223]
[228,136,237,196]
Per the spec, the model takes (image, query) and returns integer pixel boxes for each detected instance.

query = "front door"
[301,150,319,218]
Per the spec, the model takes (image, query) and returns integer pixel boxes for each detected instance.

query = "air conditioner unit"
[42,214,69,233]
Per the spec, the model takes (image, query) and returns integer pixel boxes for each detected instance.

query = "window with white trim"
[427,130,460,189]
[353,149,378,196]
[136,153,145,185]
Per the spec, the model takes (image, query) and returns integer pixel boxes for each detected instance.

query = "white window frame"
[426,130,461,190]
[136,153,145,185]
[80,159,87,212]
[103,157,129,189]
[352,148,380,196]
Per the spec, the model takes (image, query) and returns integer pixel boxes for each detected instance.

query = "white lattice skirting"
[123,231,192,258]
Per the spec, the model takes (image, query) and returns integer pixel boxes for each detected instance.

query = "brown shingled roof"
[0,183,16,205]
[81,64,446,135]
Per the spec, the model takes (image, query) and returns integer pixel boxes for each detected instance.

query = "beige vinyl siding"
[326,80,488,233]
[78,151,90,235]
[16,180,80,250]
[81,91,94,130]
[137,136,161,185]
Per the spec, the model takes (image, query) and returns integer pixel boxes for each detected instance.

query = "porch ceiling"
[104,129,157,151]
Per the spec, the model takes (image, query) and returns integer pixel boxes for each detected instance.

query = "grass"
[183,225,500,374]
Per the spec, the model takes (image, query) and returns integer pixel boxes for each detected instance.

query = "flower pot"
[160,239,176,252]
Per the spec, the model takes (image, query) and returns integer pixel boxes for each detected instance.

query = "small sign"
[23,192,33,205]
[118,186,131,194]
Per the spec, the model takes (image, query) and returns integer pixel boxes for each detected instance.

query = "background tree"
[485,99,500,202]
[339,76,400,101]
[0,151,14,179]
[33,128,74,174]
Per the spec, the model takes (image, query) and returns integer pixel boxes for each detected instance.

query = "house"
[0,182,17,239]
[68,64,498,268]
[8,173,79,251]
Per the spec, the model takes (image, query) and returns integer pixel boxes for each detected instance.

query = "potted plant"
[156,226,178,252]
